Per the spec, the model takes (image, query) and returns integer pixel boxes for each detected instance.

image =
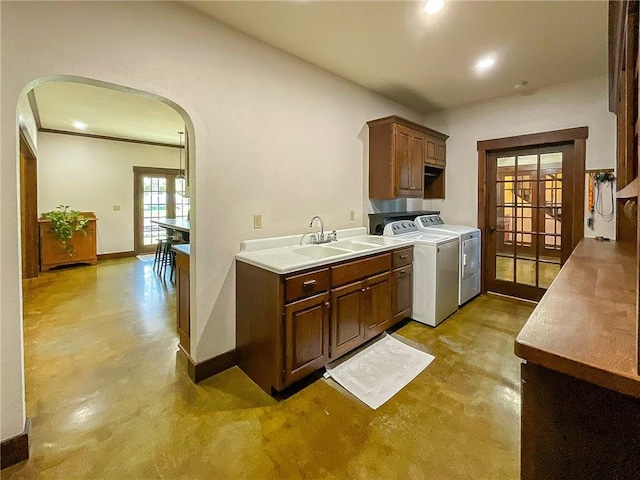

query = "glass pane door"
[490,148,565,299]
[134,168,188,253]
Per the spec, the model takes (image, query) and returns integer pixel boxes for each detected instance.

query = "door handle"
[489,226,497,233]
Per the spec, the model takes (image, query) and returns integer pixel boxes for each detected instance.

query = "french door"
[486,144,576,301]
[133,167,189,254]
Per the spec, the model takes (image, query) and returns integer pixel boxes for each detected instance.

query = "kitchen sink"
[331,240,379,251]
[293,245,350,259]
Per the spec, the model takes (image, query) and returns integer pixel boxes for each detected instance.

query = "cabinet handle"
[303,280,317,287]
[399,255,408,259]
[325,301,330,308]
[400,270,407,275]
[362,288,366,292]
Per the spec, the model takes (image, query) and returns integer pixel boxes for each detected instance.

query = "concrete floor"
[5,258,535,479]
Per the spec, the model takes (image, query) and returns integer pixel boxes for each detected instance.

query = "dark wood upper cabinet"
[395,125,413,196]
[425,136,438,166]
[367,115,448,199]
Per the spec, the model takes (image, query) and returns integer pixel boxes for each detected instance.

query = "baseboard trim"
[186,349,238,383]
[97,251,136,261]
[1,418,30,470]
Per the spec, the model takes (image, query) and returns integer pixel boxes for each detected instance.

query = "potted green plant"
[41,205,89,256]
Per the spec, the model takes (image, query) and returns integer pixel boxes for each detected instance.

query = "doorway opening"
[478,128,587,301]
[133,167,190,254]
[16,76,197,463]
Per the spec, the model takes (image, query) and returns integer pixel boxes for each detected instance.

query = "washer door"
[461,237,480,279]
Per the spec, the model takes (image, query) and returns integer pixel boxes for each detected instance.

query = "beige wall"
[422,75,617,241]
[38,133,181,254]
[0,1,421,440]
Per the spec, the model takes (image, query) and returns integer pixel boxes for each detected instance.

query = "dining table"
[151,218,191,242]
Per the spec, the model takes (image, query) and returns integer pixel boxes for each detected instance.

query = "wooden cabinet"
[391,246,414,323]
[331,280,365,358]
[425,136,438,166]
[368,115,448,199]
[409,130,426,197]
[284,292,330,385]
[175,249,190,354]
[236,246,414,394]
[362,271,392,339]
[39,214,97,272]
[331,271,393,359]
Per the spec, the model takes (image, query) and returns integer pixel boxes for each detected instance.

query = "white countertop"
[151,218,190,233]
[235,227,413,274]
[171,244,190,256]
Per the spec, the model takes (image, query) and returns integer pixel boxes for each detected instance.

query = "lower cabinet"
[284,292,330,385]
[236,246,414,394]
[392,265,413,323]
[331,280,365,358]
[175,250,190,354]
[362,271,392,340]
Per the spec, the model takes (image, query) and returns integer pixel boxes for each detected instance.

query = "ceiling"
[32,82,185,146]
[29,2,608,144]
[186,0,609,113]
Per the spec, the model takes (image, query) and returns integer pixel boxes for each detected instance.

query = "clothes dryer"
[384,220,459,327]
[415,215,481,305]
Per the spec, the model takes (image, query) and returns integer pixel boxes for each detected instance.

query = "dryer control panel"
[383,220,419,236]
[417,215,444,227]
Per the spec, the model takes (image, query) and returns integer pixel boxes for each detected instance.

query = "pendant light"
[176,131,185,180]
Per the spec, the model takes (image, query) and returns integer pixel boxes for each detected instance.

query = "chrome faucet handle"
[309,233,319,244]
[327,230,338,242]
[309,215,325,241]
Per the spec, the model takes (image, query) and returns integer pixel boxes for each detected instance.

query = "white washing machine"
[415,214,481,306]
[384,220,459,327]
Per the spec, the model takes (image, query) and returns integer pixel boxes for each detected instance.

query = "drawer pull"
[399,255,408,259]
[400,270,407,275]
[303,280,317,287]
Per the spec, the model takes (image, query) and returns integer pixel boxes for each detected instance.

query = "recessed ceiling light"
[423,0,444,15]
[73,121,87,130]
[475,56,496,71]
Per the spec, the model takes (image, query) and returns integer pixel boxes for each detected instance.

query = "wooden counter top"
[515,239,640,398]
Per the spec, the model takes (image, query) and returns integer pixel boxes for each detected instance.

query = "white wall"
[0,2,422,440]
[422,76,617,240]
[38,133,181,254]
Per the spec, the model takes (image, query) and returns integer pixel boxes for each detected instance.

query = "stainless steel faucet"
[309,215,337,244]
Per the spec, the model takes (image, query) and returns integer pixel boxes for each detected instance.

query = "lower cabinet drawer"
[285,268,330,303]
[331,253,392,287]
[392,247,413,269]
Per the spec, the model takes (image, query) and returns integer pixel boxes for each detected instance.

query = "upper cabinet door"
[410,132,425,196]
[425,136,438,165]
[395,125,413,196]
[436,139,446,167]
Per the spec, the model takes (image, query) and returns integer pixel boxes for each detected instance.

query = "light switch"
[113,205,121,211]
[254,215,262,229]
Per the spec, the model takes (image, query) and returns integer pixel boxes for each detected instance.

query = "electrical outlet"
[112,205,121,211]
[349,210,355,222]
[253,214,262,229]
